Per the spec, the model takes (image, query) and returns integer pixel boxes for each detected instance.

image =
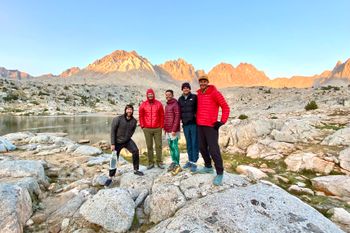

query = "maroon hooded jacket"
[164,98,180,133]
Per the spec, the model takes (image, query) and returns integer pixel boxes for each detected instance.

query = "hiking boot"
[147,164,155,170]
[182,161,192,169]
[190,163,198,173]
[171,165,182,176]
[134,170,144,176]
[193,166,214,174]
[167,162,176,172]
[104,178,113,187]
[157,162,165,169]
[213,175,224,186]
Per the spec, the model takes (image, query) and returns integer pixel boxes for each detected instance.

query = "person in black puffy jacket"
[178,82,199,172]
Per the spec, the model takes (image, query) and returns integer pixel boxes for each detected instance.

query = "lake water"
[0,114,147,147]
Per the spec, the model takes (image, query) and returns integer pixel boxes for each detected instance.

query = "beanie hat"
[181,82,191,90]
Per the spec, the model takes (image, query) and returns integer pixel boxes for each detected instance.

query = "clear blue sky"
[1,0,349,78]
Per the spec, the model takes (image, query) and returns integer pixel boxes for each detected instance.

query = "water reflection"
[0,115,146,146]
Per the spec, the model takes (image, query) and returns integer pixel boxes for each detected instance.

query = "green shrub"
[264,89,271,94]
[108,99,116,105]
[3,92,19,101]
[64,86,69,90]
[305,101,318,111]
[238,114,248,120]
[80,95,88,104]
[321,85,340,91]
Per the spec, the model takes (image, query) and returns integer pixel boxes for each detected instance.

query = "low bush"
[305,100,318,111]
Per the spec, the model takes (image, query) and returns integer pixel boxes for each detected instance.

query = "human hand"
[213,121,223,130]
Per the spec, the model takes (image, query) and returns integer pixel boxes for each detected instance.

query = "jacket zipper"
[150,103,153,127]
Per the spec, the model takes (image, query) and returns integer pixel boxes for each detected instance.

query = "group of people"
[106,75,230,187]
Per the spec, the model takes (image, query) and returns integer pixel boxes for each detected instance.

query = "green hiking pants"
[168,137,180,165]
[143,127,162,165]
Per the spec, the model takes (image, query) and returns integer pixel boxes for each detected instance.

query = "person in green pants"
[164,89,182,175]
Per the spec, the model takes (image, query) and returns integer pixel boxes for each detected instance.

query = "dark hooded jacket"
[164,98,180,133]
[111,106,137,145]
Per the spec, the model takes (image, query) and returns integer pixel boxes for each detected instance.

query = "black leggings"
[198,126,224,175]
[109,139,140,176]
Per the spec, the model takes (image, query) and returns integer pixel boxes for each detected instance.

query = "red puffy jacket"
[139,89,164,128]
[196,85,230,127]
[164,98,180,133]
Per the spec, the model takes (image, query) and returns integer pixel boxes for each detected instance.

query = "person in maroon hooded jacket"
[164,89,182,175]
[139,89,165,169]
[194,75,230,186]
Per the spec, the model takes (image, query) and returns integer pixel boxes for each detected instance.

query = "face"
[165,91,173,101]
[199,80,209,90]
[182,87,191,95]
[125,107,133,116]
[147,93,154,100]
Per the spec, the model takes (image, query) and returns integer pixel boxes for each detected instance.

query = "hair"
[125,104,134,111]
[165,89,174,96]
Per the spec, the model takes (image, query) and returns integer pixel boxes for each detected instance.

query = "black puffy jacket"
[111,115,137,145]
[178,93,197,126]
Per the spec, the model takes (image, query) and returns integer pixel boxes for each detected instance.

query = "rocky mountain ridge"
[1,50,350,88]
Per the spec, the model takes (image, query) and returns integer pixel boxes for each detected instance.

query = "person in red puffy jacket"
[139,89,165,169]
[164,89,181,175]
[194,75,230,186]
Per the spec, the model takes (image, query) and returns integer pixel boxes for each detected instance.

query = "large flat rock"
[0,184,32,233]
[147,183,343,233]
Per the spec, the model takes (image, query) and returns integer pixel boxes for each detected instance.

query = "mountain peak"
[86,50,155,74]
[0,67,32,79]
[158,58,197,81]
[60,67,81,78]
[208,62,269,87]
[330,58,350,79]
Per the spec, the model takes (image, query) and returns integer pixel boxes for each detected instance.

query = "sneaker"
[193,166,214,174]
[182,161,192,169]
[167,162,176,172]
[134,170,144,176]
[147,164,155,170]
[157,162,165,169]
[213,175,223,186]
[190,163,198,173]
[104,178,113,187]
[171,165,182,176]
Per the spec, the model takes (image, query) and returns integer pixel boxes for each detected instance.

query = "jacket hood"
[146,89,156,102]
[197,85,217,94]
